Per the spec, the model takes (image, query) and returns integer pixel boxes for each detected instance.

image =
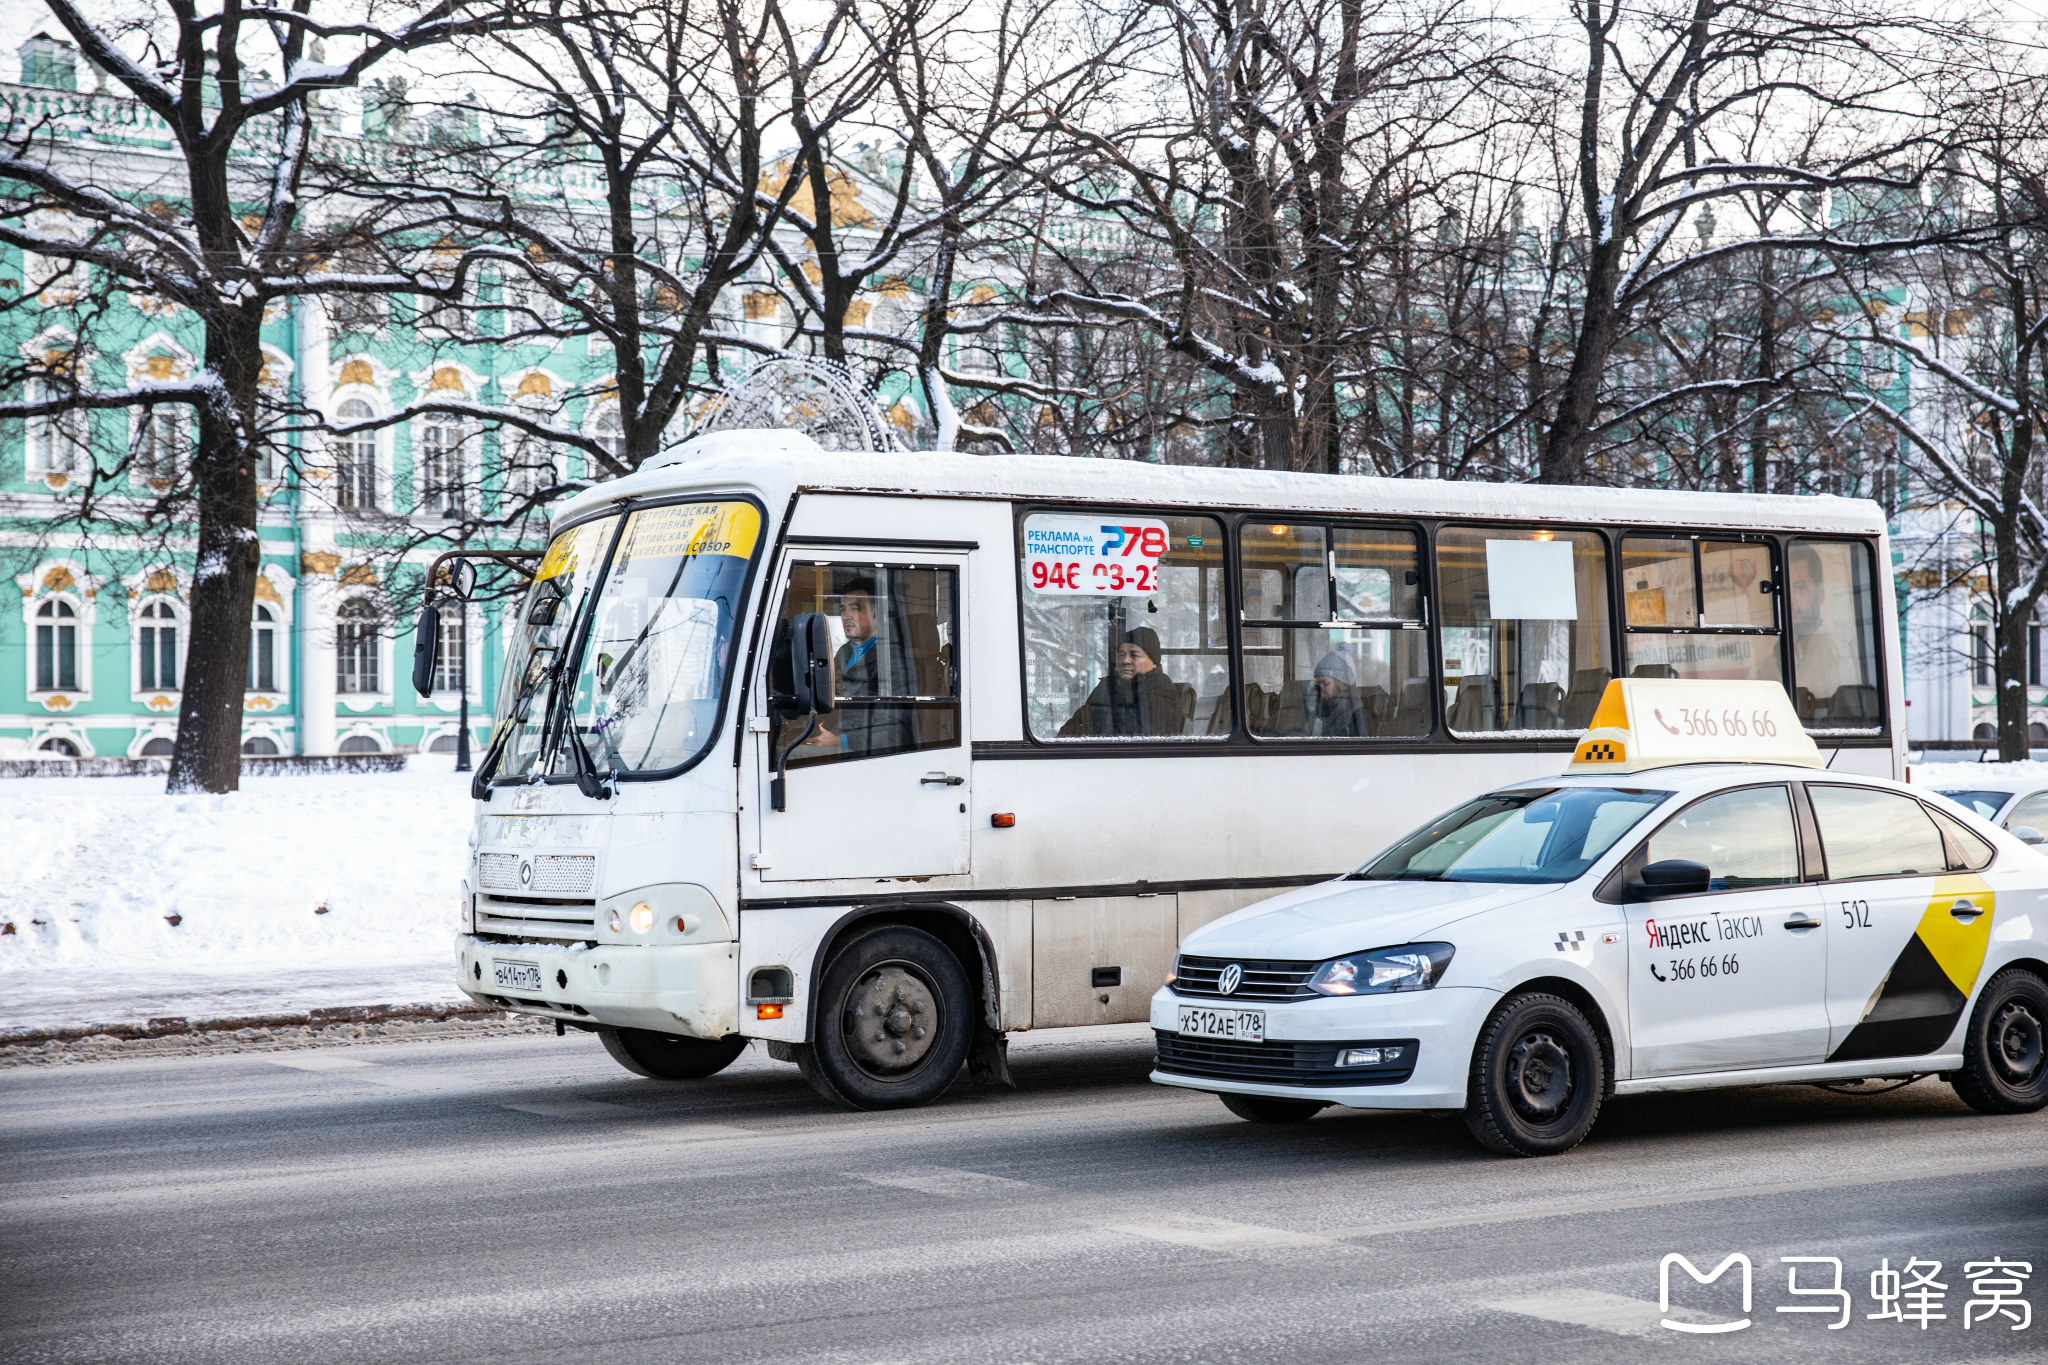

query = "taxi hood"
[1182,878,1562,963]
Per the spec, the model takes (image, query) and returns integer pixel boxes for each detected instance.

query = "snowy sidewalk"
[2,758,473,1033]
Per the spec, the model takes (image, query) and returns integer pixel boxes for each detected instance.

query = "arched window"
[590,403,625,469]
[432,604,466,693]
[418,418,467,515]
[38,736,81,756]
[337,598,381,694]
[428,732,462,753]
[132,406,187,487]
[338,734,383,754]
[248,603,278,692]
[137,599,179,690]
[35,599,78,690]
[335,397,378,509]
[26,380,87,476]
[139,736,174,756]
[241,736,281,755]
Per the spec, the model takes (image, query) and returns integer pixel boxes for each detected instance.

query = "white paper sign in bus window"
[1024,514,1172,596]
[1485,539,1578,620]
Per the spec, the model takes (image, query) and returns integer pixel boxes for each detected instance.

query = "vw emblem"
[519,860,532,887]
[1218,963,1243,996]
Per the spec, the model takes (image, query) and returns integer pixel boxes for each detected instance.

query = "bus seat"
[1827,683,1881,723]
[1794,685,1818,718]
[907,613,944,695]
[1559,668,1611,728]
[1516,682,1562,730]
[1174,681,1197,734]
[1629,663,1677,679]
[1450,678,1499,732]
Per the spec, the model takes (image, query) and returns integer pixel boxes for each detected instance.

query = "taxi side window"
[1926,805,1996,872]
[1643,785,1800,890]
[1807,785,1946,879]
[2005,792,2048,833]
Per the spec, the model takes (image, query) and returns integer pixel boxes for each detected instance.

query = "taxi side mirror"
[1636,858,1712,900]
[2013,825,2045,845]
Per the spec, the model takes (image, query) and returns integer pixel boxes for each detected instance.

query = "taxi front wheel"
[1464,992,1606,1157]
[1952,967,2048,1114]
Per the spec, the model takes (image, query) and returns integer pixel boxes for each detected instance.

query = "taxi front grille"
[1171,954,1319,1002]
[1154,1032,1417,1087]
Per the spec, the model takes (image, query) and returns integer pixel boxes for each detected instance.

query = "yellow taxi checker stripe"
[1573,740,1625,763]
[1917,873,1995,996]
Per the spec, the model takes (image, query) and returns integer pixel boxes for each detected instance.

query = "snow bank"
[1911,759,2048,790]
[1,758,473,1029]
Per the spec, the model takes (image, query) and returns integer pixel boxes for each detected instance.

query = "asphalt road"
[4,1023,2046,1365]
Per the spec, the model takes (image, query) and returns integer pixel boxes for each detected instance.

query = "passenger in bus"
[1272,652,1369,736]
[1058,626,1187,737]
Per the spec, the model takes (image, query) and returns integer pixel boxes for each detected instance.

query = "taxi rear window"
[1357,786,1671,884]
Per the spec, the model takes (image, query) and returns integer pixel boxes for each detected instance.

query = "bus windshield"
[1354,786,1669,884]
[497,514,621,781]
[565,500,762,775]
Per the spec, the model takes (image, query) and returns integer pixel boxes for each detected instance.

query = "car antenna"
[1826,741,1843,770]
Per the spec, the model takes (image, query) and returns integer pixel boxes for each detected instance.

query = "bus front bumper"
[457,936,740,1039]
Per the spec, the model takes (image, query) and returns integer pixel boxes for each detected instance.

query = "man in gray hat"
[1058,625,1187,737]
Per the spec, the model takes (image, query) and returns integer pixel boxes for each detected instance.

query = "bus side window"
[1786,538,1883,728]
[773,563,960,767]
[1436,526,1612,735]
[1019,513,1229,741]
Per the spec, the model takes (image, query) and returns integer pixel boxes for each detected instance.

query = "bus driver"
[805,577,915,755]
[1058,626,1187,737]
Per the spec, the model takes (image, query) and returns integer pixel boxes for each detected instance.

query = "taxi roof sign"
[1567,679,1822,774]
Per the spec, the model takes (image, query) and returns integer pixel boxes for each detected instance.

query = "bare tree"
[0,0,499,792]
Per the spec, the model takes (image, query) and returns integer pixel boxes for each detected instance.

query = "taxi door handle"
[920,772,965,787]
[1783,915,1822,930]
[1949,899,1984,923]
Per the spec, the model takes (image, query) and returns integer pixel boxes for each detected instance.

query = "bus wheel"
[1463,992,1605,1157]
[802,925,974,1110]
[599,1028,748,1080]
[1219,1093,1327,1123]
[1952,967,2048,1114]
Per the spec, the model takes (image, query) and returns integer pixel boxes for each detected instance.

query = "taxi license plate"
[492,960,544,992]
[1177,1006,1264,1042]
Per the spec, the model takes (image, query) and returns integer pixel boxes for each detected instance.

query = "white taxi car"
[1151,680,2048,1156]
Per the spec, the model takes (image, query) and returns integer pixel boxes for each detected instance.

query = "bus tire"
[1951,967,2048,1114]
[599,1027,748,1080]
[1219,1093,1327,1123]
[1463,991,1605,1157]
[802,925,974,1110]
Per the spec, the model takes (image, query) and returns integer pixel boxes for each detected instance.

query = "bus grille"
[478,853,597,896]
[1154,1032,1417,1087]
[475,896,597,941]
[1171,954,1319,1002]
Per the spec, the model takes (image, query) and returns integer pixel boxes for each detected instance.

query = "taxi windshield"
[1356,786,1670,884]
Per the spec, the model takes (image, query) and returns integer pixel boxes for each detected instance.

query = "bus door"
[751,553,970,882]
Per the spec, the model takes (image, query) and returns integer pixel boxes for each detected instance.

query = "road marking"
[1322,1154,2048,1241]
[1103,1212,1338,1253]
[266,1055,377,1072]
[1482,1289,1722,1339]
[630,1123,756,1144]
[848,1167,1038,1197]
[503,1099,636,1119]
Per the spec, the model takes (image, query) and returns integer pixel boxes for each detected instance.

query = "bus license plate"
[1177,1006,1264,1042]
[493,960,544,992]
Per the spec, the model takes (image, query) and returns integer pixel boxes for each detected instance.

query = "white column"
[295,298,339,756]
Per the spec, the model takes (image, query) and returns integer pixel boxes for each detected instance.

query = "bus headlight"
[1308,943,1455,996]
[628,902,654,934]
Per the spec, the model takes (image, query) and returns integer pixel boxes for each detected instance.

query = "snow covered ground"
[1,758,473,1033]
[1911,758,2048,790]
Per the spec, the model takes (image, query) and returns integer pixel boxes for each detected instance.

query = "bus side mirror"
[411,602,439,698]
[1634,859,1712,900]
[786,612,836,717]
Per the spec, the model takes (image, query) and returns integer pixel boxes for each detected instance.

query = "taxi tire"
[801,925,974,1111]
[1463,992,1605,1157]
[1219,1093,1328,1124]
[1951,967,2048,1114]
[599,1027,749,1080]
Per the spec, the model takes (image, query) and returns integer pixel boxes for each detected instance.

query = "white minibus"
[447,429,1903,1108]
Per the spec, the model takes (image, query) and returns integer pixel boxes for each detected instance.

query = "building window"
[1974,622,1993,687]
[335,398,379,509]
[338,734,383,754]
[241,736,281,755]
[418,418,467,515]
[591,403,625,469]
[500,407,558,506]
[432,604,466,693]
[26,380,87,476]
[132,406,187,488]
[138,599,179,690]
[139,736,174,756]
[249,604,278,692]
[35,598,79,690]
[337,598,381,693]
[2031,623,2042,687]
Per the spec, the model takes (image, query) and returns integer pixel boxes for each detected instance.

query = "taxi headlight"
[1308,943,1455,996]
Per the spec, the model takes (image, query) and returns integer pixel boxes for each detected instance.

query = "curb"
[0,1000,502,1046]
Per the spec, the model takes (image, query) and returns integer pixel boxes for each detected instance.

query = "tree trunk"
[166,315,264,794]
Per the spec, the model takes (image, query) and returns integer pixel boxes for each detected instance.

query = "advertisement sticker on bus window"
[615,501,761,564]
[1023,514,1172,595]
[1485,539,1578,620]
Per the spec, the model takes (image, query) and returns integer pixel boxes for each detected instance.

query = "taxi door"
[1625,784,1831,1076]
[1805,783,1988,1062]
[750,554,971,882]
